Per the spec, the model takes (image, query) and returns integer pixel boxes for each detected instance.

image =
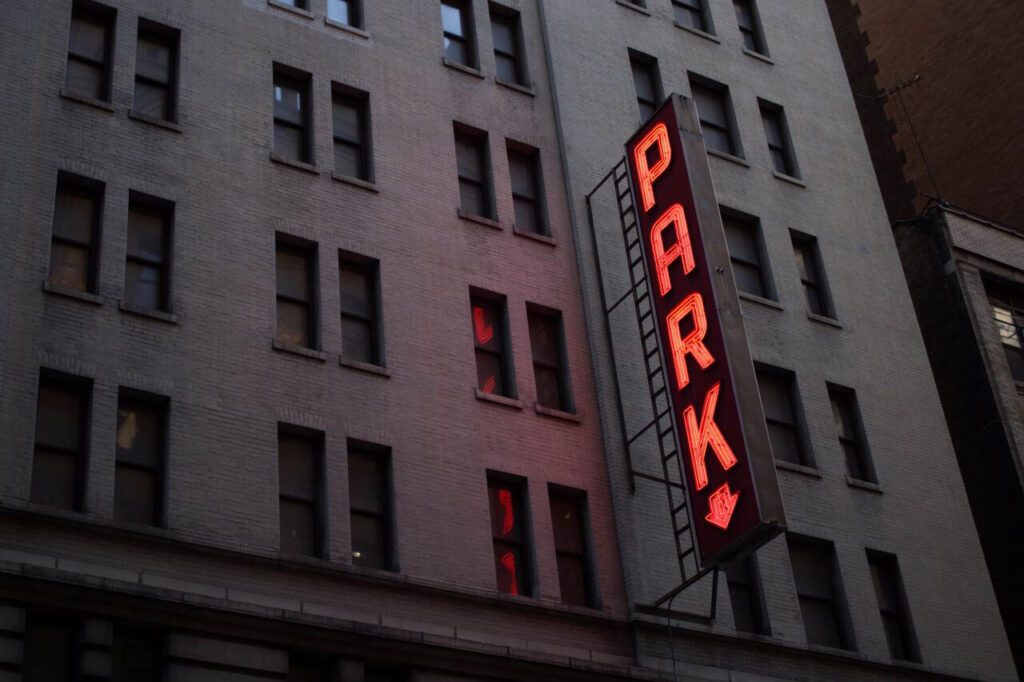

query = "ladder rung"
[672,502,687,516]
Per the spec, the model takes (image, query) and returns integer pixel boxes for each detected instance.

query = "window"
[828,384,876,483]
[124,193,172,312]
[332,85,371,181]
[756,366,810,467]
[115,391,166,526]
[725,555,769,635]
[488,475,531,596]
[339,253,382,366]
[491,5,526,85]
[734,0,767,55]
[273,66,313,164]
[690,75,740,157]
[348,443,392,570]
[789,537,853,650]
[277,0,309,9]
[722,209,770,299]
[867,551,919,661]
[441,1,476,68]
[289,655,333,682]
[791,231,833,318]
[672,0,712,33]
[328,0,361,28]
[549,487,593,607]
[113,625,163,682]
[66,1,114,101]
[528,305,572,412]
[471,292,513,397]
[454,125,494,219]
[31,372,91,511]
[629,51,662,122]
[989,284,1024,383]
[23,613,80,680]
[275,237,317,348]
[760,100,798,177]
[278,428,323,557]
[49,172,103,293]
[507,142,547,236]
[133,21,179,122]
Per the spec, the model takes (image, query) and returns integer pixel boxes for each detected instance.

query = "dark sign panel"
[625,95,786,567]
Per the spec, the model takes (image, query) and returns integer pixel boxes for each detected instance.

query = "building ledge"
[475,388,523,410]
[707,148,749,167]
[458,209,503,231]
[119,301,179,324]
[846,476,884,494]
[270,153,320,175]
[331,171,379,193]
[513,225,556,246]
[673,23,720,44]
[772,170,805,187]
[267,0,314,20]
[534,403,581,423]
[738,291,782,311]
[339,356,390,377]
[272,339,327,362]
[442,58,485,79]
[42,281,103,306]
[774,460,821,479]
[807,312,842,329]
[742,47,774,64]
[324,16,369,39]
[128,110,182,132]
[496,79,535,97]
[59,89,115,112]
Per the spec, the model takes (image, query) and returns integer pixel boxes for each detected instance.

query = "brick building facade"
[0,1,1016,681]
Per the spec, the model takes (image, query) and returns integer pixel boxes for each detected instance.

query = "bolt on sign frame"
[624,94,786,578]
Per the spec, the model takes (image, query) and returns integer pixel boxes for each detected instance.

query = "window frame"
[133,19,180,123]
[49,171,104,294]
[672,0,714,34]
[470,289,516,399]
[275,234,319,350]
[986,280,1024,385]
[327,0,362,28]
[454,123,495,220]
[790,230,835,319]
[338,250,383,367]
[272,64,314,164]
[688,73,743,158]
[788,534,856,651]
[527,303,573,413]
[758,99,799,178]
[124,191,174,312]
[487,472,533,597]
[65,0,116,102]
[277,425,325,558]
[331,83,372,183]
[441,0,478,69]
[114,388,168,527]
[827,383,876,483]
[628,49,662,124]
[866,550,920,662]
[721,206,773,300]
[755,364,813,468]
[506,140,548,237]
[724,554,770,635]
[547,484,597,608]
[31,370,92,512]
[734,0,769,56]
[489,3,528,86]
[347,440,395,571]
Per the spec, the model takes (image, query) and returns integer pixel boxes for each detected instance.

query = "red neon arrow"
[705,483,740,530]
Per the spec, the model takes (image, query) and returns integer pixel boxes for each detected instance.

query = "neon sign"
[625,95,786,567]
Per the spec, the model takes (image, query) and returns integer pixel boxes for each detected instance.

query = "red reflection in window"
[473,306,495,345]
[482,375,497,394]
[501,550,518,595]
[498,488,515,535]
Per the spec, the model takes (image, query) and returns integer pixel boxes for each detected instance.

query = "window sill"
[475,388,523,410]
[846,476,883,494]
[495,79,535,97]
[59,89,115,112]
[324,17,369,39]
[772,170,806,187]
[775,460,821,479]
[706,148,750,167]
[673,23,720,44]
[738,291,782,311]
[331,172,379,193]
[535,403,581,423]
[267,0,314,19]
[442,58,485,80]
[270,153,321,175]
[272,339,327,362]
[742,47,774,64]
[119,301,178,324]
[807,312,842,329]
[458,209,503,231]
[128,110,182,133]
[512,225,556,246]
[615,0,650,16]
[42,281,103,306]
[339,356,390,377]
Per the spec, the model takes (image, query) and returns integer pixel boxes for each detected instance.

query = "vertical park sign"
[625,95,786,568]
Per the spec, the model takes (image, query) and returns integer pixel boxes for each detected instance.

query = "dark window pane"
[476,351,504,395]
[31,448,78,509]
[725,558,765,634]
[509,151,537,199]
[757,373,795,424]
[115,465,158,524]
[767,423,801,464]
[277,300,310,347]
[276,250,309,300]
[528,314,559,367]
[556,554,588,606]
[673,1,705,30]
[455,135,483,182]
[800,598,843,648]
[491,17,515,53]
[339,265,370,317]
[114,627,162,682]
[125,262,162,310]
[54,190,95,243]
[734,0,754,30]
[67,58,104,100]
[790,541,847,649]
[513,197,540,235]
[733,261,765,297]
[351,513,386,568]
[723,218,759,263]
[459,181,486,217]
[702,126,732,154]
[127,209,165,262]
[136,37,170,83]
[762,110,783,147]
[23,616,77,681]
[348,453,385,514]
[793,243,816,283]
[36,385,82,450]
[631,60,657,103]
[770,147,789,174]
[133,81,168,119]
[49,244,89,292]
[274,124,305,161]
[729,582,757,633]
[334,143,362,179]
[441,2,464,37]
[534,366,561,409]
[496,54,518,83]
[342,318,374,363]
[549,494,584,554]
[69,15,106,61]
[116,403,162,468]
[280,499,316,555]
[444,35,468,65]
[328,0,355,25]
[289,656,332,682]
[332,97,362,143]
[279,435,317,500]
[692,85,729,129]
[273,82,305,125]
